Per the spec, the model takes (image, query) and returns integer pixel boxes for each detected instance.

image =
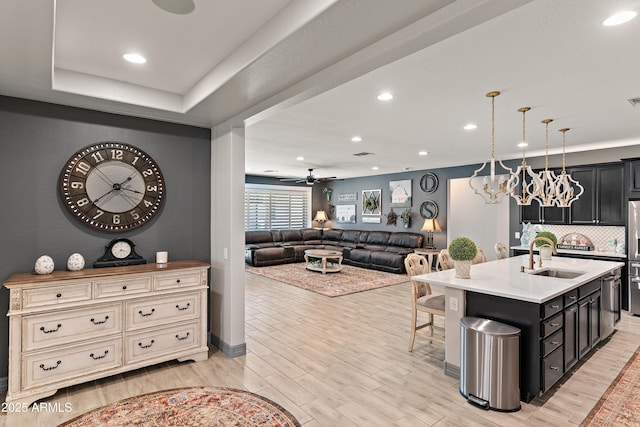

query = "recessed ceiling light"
[464,124,478,130]
[517,142,528,148]
[351,136,363,142]
[296,156,304,161]
[123,53,146,64]
[372,166,379,170]
[418,151,429,156]
[603,11,637,26]
[377,92,393,101]
[152,0,195,14]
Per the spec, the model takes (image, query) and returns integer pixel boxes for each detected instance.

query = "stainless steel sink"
[528,268,585,279]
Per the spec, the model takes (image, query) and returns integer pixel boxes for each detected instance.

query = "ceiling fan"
[278,168,337,185]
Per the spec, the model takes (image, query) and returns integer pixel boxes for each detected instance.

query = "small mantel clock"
[59,142,165,232]
[94,238,146,268]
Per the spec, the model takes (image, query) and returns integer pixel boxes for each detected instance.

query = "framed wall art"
[389,179,412,208]
[362,189,381,216]
[335,204,356,223]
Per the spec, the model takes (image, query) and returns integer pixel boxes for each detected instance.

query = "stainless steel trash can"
[460,316,521,412]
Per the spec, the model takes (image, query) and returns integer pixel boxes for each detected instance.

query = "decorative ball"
[34,255,55,275]
[67,253,85,271]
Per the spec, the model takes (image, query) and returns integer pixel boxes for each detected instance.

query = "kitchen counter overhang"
[412,255,624,304]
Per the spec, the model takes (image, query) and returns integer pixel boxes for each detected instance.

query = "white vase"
[540,246,553,260]
[454,260,472,279]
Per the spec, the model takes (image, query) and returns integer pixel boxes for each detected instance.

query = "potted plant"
[535,231,557,260]
[400,209,411,228]
[322,187,332,201]
[448,237,478,279]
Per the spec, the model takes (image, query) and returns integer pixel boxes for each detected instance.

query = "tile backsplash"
[533,225,625,253]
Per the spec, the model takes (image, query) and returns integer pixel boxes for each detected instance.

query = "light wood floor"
[2,273,639,426]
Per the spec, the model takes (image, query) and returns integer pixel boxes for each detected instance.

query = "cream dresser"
[4,260,210,405]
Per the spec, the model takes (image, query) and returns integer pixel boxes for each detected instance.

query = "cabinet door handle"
[175,303,190,311]
[40,324,62,334]
[138,308,155,317]
[550,323,560,327]
[138,340,155,349]
[89,350,109,360]
[39,360,61,371]
[549,365,560,371]
[90,316,109,325]
[175,332,190,341]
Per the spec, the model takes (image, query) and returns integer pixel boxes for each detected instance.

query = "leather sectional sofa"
[245,228,424,274]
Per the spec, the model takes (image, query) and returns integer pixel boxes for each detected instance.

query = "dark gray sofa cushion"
[366,231,390,245]
[388,232,424,248]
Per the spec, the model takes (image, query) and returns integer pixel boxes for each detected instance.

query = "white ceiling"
[1,0,639,182]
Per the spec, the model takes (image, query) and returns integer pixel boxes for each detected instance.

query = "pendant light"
[554,128,584,207]
[533,119,558,207]
[507,107,543,205]
[469,91,514,204]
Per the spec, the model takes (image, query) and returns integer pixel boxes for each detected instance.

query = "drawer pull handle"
[550,341,560,345]
[90,316,109,325]
[40,324,62,334]
[176,279,181,283]
[175,332,190,341]
[138,340,155,349]
[176,303,190,311]
[56,293,62,298]
[89,350,109,360]
[568,296,577,300]
[550,305,560,309]
[550,323,560,327]
[40,360,61,371]
[138,309,155,317]
[549,365,560,371]
[122,286,127,290]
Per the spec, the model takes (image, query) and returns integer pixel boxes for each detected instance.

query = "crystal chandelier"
[532,119,558,207]
[553,128,584,207]
[506,107,543,205]
[469,91,514,204]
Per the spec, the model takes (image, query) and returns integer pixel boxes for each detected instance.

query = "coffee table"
[304,249,343,274]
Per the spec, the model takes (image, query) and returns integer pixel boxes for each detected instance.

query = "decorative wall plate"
[420,172,439,193]
[419,200,439,219]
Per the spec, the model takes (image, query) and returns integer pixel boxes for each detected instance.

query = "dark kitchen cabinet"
[578,280,601,359]
[625,159,640,196]
[569,164,624,225]
[563,290,579,371]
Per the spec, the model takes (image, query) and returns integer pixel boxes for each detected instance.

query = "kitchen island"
[412,255,623,402]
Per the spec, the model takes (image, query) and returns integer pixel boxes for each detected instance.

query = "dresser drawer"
[23,304,122,351]
[125,322,199,364]
[95,275,152,298]
[542,346,564,392]
[542,312,563,338]
[541,329,563,357]
[23,338,121,389]
[542,296,563,319]
[125,293,200,331]
[22,282,92,309]
[154,271,201,291]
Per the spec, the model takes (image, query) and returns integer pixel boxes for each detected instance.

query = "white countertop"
[412,255,624,304]
[510,245,626,259]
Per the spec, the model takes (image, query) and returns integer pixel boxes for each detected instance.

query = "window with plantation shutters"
[245,184,312,230]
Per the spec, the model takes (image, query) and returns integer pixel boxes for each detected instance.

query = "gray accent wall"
[0,96,211,379]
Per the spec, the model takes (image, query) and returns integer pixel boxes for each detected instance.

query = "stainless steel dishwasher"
[601,268,622,339]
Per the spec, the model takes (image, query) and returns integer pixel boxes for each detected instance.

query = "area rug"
[58,386,301,427]
[580,346,640,426]
[246,263,408,297]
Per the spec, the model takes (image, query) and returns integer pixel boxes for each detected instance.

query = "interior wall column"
[210,123,246,357]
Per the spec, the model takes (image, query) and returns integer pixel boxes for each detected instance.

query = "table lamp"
[314,210,328,229]
[421,218,441,249]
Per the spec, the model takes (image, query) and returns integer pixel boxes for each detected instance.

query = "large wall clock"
[59,142,165,232]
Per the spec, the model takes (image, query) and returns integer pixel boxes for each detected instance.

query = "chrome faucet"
[528,237,558,269]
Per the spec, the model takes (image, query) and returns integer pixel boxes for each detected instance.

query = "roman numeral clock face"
[59,143,165,232]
